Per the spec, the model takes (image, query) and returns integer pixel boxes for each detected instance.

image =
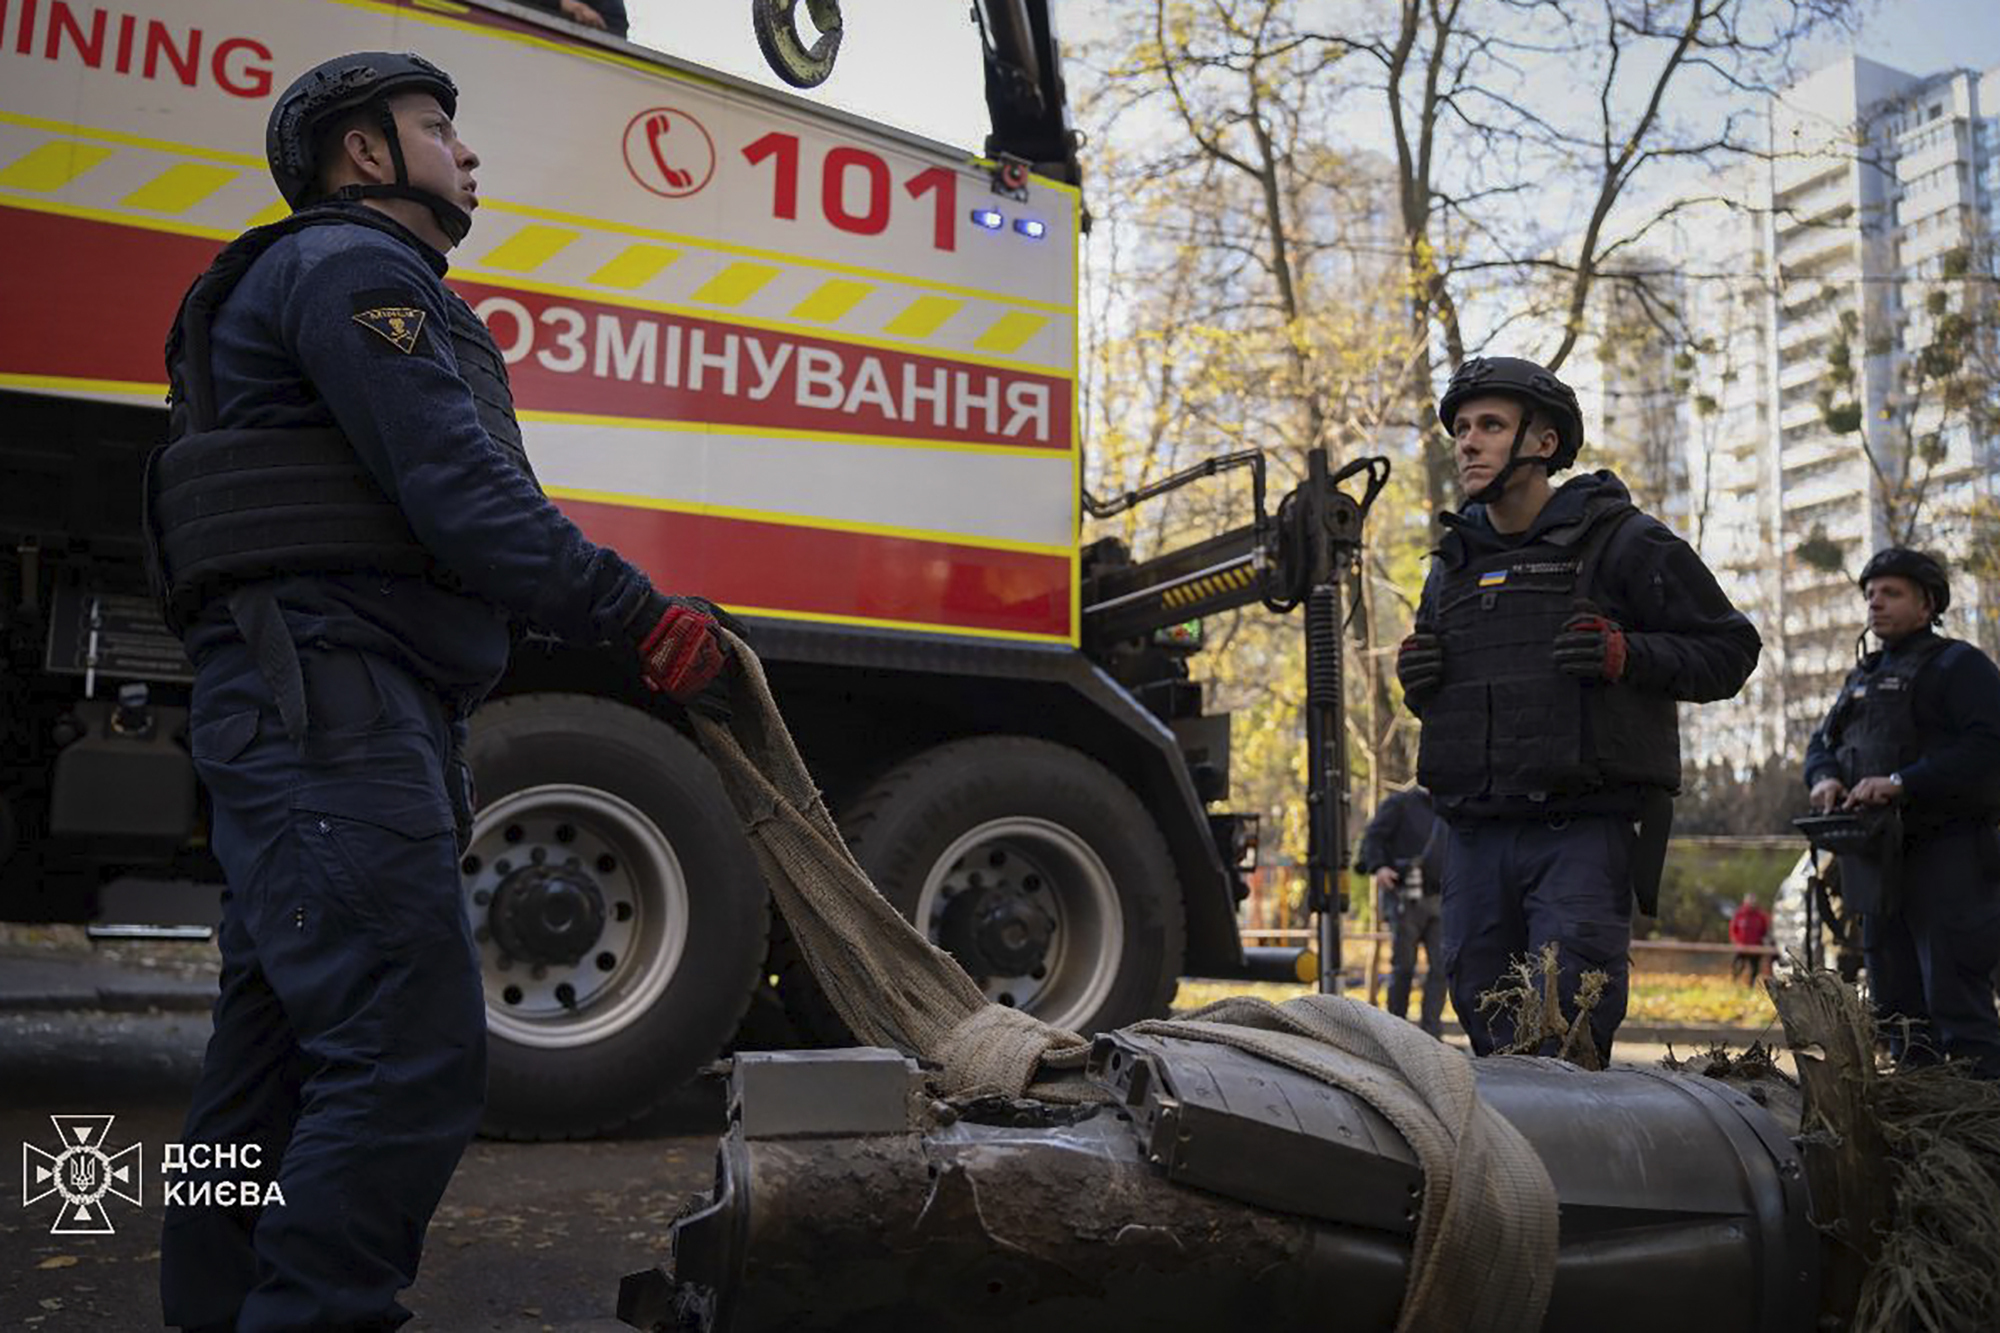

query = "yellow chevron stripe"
[482,223,580,272]
[692,262,782,306]
[122,163,237,214]
[590,244,680,289]
[0,141,114,192]
[974,311,1048,353]
[0,115,1076,312]
[883,295,963,339]
[245,199,290,227]
[791,279,873,323]
[0,111,262,168]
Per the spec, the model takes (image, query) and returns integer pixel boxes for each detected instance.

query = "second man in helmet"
[1397,356,1761,1062]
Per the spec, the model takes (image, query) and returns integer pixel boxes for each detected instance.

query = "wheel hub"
[490,864,607,967]
[938,882,1057,977]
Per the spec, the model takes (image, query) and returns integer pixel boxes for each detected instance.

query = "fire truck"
[0,0,1380,1136]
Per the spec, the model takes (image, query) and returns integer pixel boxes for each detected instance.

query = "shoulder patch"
[349,287,431,355]
[353,305,427,353]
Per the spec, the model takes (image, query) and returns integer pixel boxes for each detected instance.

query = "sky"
[628,1,1998,161]
[626,4,989,151]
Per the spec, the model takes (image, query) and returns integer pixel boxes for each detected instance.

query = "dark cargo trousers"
[1863,825,2000,1079]
[160,641,485,1332]
[1440,814,1635,1062]
[1380,889,1447,1037]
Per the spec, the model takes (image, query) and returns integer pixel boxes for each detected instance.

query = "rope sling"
[693,636,1560,1333]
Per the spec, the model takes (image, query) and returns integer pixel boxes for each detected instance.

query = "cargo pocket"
[291,778,461,951]
[299,645,387,737]
[190,709,260,766]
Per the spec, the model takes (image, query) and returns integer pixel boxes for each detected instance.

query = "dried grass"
[1475,942,1607,1071]
[1851,1058,2000,1333]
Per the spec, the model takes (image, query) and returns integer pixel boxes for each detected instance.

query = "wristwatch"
[1889,773,1904,792]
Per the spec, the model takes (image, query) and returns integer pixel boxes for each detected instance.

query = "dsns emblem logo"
[22,1115,142,1235]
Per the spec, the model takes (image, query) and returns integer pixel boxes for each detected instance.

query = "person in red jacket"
[1729,894,1772,986]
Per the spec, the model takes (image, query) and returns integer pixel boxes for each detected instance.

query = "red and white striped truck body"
[0,0,1250,1136]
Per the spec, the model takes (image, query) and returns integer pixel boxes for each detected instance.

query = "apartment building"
[1688,54,2000,760]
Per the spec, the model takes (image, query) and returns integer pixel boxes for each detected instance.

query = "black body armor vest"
[1825,635,1954,786]
[146,205,536,634]
[1416,500,1682,801]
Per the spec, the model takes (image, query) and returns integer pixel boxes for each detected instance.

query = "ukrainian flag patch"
[1478,569,1508,588]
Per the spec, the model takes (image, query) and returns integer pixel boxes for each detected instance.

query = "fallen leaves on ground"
[1175,968,1778,1030]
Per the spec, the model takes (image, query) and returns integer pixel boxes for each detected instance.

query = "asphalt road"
[1,983,723,1332]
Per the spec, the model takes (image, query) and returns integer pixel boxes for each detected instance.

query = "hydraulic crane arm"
[1082,450,1390,995]
[972,0,1085,189]
[1080,453,1389,652]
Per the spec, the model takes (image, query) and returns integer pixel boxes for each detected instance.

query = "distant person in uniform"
[1396,356,1760,1063]
[1728,893,1771,987]
[1356,784,1448,1037]
[151,52,736,1331]
[1804,548,2000,1079]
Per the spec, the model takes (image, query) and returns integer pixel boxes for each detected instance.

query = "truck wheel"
[791,737,1184,1040]
[463,694,767,1140]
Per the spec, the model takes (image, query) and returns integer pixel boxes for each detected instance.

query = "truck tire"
[786,737,1184,1041]
[463,694,767,1139]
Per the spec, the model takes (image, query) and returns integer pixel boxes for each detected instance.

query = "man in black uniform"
[149,53,736,1331]
[1804,549,2000,1078]
[1396,356,1760,1062]
[1356,784,1448,1037]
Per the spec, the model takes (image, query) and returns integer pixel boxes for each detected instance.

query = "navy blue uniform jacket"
[1356,788,1445,887]
[1804,629,2000,832]
[185,208,658,709]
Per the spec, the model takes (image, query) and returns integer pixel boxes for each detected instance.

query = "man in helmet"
[1803,548,2000,1078]
[1395,356,1761,1062]
[152,54,738,1331]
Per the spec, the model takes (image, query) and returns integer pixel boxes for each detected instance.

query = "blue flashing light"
[1014,217,1048,239]
[970,208,1005,230]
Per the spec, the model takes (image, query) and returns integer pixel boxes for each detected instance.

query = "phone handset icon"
[646,113,693,191]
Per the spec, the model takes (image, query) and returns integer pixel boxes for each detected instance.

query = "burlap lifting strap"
[693,633,1559,1333]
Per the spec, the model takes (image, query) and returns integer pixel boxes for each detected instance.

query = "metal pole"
[1303,450,1345,995]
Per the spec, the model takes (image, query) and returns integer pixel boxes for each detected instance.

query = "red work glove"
[637,596,739,711]
[1552,612,1627,682]
[1396,630,1444,712]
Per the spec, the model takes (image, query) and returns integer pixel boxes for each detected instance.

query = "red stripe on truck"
[0,205,220,385]
[454,281,1071,451]
[554,496,1072,640]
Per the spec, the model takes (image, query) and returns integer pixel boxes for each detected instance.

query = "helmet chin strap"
[1465,410,1551,507]
[328,98,472,247]
[336,183,472,245]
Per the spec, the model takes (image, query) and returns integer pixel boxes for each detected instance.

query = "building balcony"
[1782,470,1868,514]
[1773,163,1847,206]
[1778,360,1829,398]
[1777,433,1854,473]
[1775,226,1859,275]
[1776,322,1833,361]
[1779,397,1832,433]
